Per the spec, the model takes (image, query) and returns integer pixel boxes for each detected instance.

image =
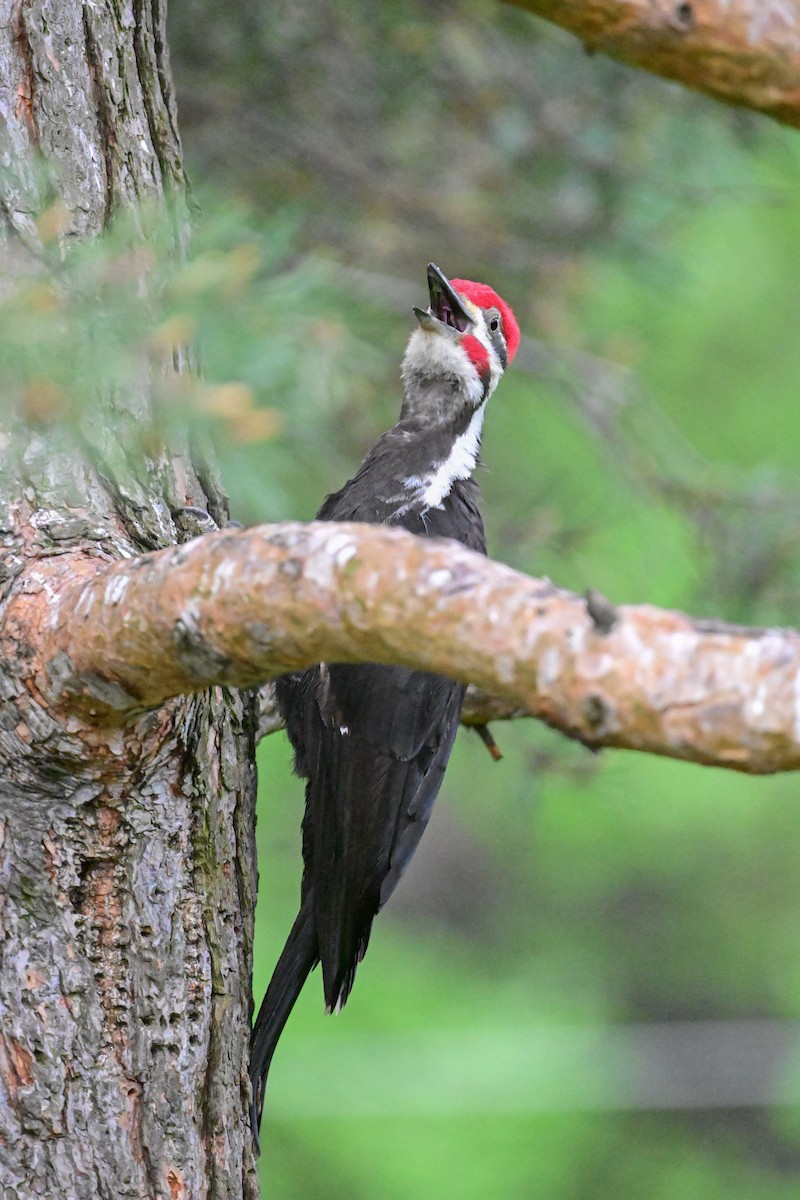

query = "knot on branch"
[585,588,619,636]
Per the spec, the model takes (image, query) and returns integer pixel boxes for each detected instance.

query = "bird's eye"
[489,315,500,333]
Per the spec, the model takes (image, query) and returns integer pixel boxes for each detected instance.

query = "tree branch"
[6,521,800,774]
[507,0,800,129]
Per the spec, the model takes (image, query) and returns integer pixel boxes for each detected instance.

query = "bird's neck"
[400,364,485,426]
[395,397,487,510]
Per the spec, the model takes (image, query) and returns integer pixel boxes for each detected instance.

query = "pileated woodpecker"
[250,263,519,1136]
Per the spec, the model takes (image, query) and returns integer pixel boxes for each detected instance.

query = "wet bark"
[0,4,258,1198]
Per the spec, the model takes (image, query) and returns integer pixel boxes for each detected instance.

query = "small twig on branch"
[472,723,504,761]
[507,0,800,130]
[7,521,800,774]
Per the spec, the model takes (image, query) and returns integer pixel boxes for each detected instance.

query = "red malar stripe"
[461,334,491,376]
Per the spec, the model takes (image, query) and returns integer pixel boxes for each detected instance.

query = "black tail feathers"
[249,895,318,1145]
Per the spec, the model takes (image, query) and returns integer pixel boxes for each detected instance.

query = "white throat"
[405,402,486,509]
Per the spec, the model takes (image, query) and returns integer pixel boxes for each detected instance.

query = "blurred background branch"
[507,0,800,130]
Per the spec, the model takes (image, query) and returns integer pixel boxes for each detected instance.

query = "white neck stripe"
[405,402,486,509]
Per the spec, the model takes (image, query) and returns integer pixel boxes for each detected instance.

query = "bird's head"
[401,263,519,419]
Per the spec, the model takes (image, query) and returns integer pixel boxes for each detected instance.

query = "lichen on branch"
[5,520,800,775]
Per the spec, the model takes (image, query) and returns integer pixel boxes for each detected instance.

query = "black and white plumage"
[250,264,519,1137]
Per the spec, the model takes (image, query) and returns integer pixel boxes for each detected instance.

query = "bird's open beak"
[413,263,475,335]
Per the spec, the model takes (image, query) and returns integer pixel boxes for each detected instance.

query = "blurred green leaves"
[0,192,392,520]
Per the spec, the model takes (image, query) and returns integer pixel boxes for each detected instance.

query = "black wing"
[277,663,464,1012]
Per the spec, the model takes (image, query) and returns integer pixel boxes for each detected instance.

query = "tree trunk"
[0,4,259,1197]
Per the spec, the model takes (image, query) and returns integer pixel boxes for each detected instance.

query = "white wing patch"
[404,401,486,509]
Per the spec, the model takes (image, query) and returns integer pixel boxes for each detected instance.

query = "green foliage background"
[46,1,800,1194]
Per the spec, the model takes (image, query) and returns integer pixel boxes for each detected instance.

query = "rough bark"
[0,4,258,1198]
[507,0,800,129]
[3,520,798,776]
